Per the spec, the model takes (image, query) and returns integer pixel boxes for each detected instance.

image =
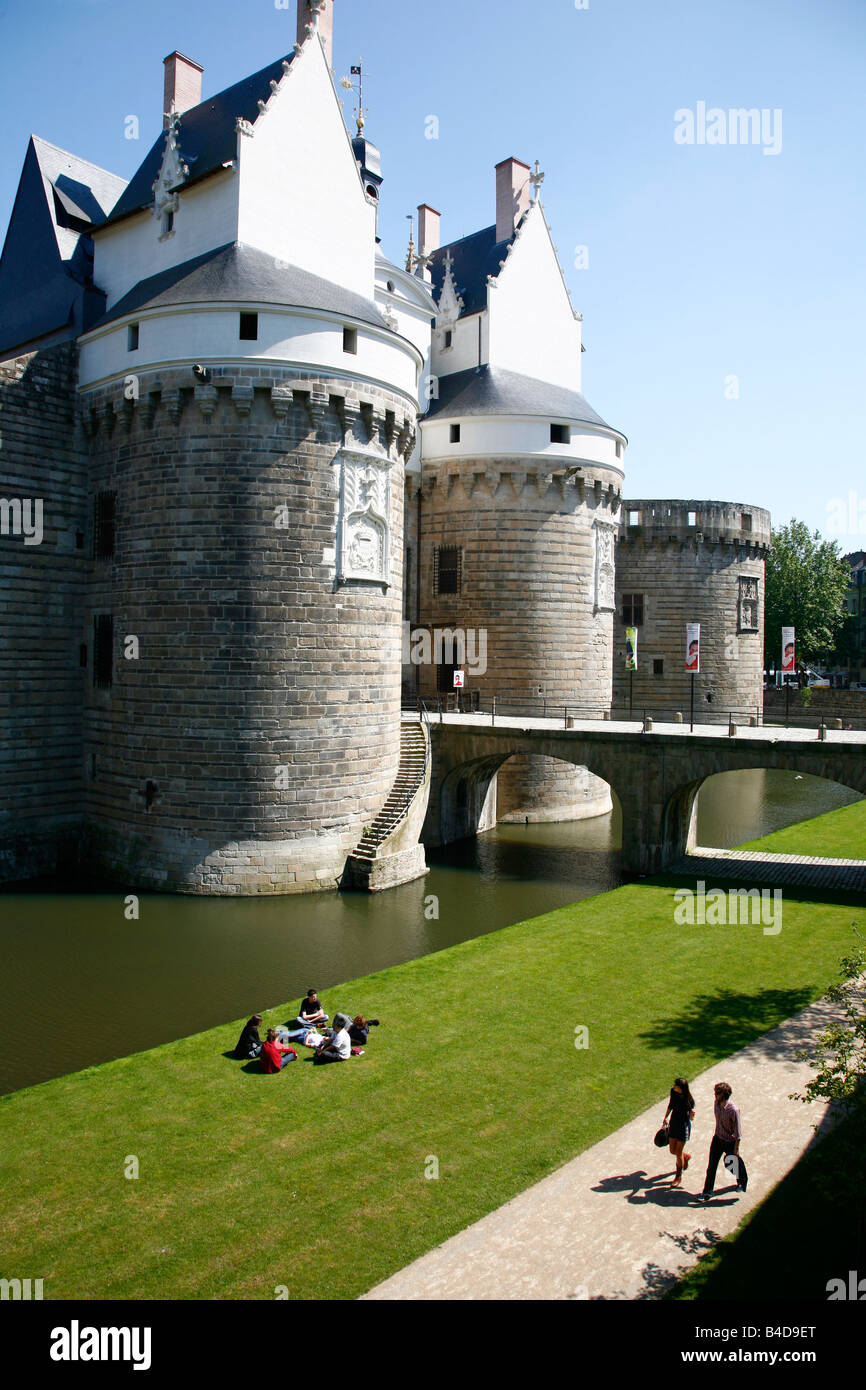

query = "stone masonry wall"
[613,500,771,723]
[0,342,87,882]
[79,364,416,894]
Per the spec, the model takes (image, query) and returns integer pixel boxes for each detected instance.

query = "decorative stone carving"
[270,386,293,421]
[231,384,254,417]
[435,250,464,328]
[195,385,219,418]
[593,521,616,612]
[336,450,391,585]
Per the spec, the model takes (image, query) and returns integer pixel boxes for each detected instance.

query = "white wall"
[236,37,376,298]
[430,311,488,379]
[93,173,239,310]
[78,304,421,399]
[487,202,583,392]
[421,415,624,472]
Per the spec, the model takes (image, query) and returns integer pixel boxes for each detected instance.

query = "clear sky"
[1,0,864,548]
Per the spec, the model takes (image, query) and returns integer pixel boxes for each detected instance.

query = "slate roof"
[429,225,515,319]
[90,241,388,330]
[423,364,620,434]
[0,137,127,357]
[101,53,295,228]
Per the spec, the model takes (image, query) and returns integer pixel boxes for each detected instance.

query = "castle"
[0,0,770,894]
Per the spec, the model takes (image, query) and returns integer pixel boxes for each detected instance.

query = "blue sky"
[1,0,864,546]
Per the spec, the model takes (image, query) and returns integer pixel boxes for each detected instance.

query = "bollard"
[819,723,827,741]
[749,715,757,727]
[832,718,843,730]
[674,712,683,724]
[643,716,653,733]
[729,719,737,737]
[566,716,575,729]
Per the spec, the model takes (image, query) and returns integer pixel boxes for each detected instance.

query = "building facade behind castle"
[0,0,771,891]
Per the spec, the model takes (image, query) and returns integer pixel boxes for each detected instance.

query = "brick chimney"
[495,157,531,243]
[417,205,441,259]
[163,52,203,128]
[297,0,334,68]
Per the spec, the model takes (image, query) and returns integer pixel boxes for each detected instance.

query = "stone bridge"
[420,715,866,874]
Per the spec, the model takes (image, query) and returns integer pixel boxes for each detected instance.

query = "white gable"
[236,36,376,298]
[486,202,583,392]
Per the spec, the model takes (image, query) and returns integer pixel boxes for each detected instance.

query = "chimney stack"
[495,157,531,243]
[417,205,441,259]
[163,52,204,128]
[297,0,334,68]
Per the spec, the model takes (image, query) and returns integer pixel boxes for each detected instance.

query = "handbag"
[653,1124,670,1148]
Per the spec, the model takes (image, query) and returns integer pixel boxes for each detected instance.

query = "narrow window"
[550,423,570,444]
[161,209,174,237]
[75,530,84,550]
[688,510,697,527]
[653,658,664,676]
[93,615,114,690]
[434,545,462,597]
[343,326,358,354]
[628,509,640,527]
[450,424,461,444]
[738,576,760,633]
[443,329,453,349]
[741,512,752,533]
[79,643,88,669]
[239,312,258,341]
[94,491,116,561]
[622,593,644,627]
[127,323,139,352]
[616,440,624,459]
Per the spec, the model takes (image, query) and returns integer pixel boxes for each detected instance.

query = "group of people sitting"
[233,989,379,1074]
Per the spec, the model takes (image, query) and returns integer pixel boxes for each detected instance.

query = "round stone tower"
[413,365,626,821]
[76,251,421,894]
[613,499,771,721]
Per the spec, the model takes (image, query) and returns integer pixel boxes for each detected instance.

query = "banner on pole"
[781,627,795,674]
[625,628,638,672]
[686,623,700,673]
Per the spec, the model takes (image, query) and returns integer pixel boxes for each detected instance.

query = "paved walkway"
[364,996,842,1301]
[678,846,866,894]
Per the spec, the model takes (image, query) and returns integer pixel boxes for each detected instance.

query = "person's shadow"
[592,1169,738,1207]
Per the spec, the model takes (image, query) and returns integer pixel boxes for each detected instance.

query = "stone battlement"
[619,498,771,550]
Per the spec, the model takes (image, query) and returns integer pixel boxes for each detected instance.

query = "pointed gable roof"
[429,224,516,319]
[100,52,297,229]
[0,137,126,357]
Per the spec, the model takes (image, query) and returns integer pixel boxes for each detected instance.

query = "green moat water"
[1,768,860,1095]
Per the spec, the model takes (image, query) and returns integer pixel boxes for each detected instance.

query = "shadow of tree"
[638,986,816,1059]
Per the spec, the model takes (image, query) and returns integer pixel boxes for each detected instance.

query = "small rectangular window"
[343,326,358,354]
[688,511,697,527]
[450,424,461,444]
[443,330,453,349]
[94,491,116,560]
[79,643,88,669]
[741,512,752,533]
[93,614,114,690]
[240,312,258,341]
[127,323,139,352]
[434,545,462,597]
[550,423,570,444]
[628,510,640,527]
[653,658,664,676]
[622,593,644,627]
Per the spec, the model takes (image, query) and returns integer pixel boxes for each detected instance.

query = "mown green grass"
[737,796,866,859]
[2,869,864,1301]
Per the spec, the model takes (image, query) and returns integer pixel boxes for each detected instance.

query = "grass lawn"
[2,868,864,1301]
[737,796,866,859]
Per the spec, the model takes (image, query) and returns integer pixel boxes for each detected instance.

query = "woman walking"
[662,1077,695,1186]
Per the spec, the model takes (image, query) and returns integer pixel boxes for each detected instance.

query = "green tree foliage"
[764,521,850,668]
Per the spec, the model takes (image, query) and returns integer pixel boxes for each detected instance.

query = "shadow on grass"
[638,986,816,1060]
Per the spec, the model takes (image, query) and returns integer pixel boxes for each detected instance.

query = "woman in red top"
[260,1028,298,1073]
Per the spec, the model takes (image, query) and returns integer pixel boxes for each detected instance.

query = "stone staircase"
[343,720,430,890]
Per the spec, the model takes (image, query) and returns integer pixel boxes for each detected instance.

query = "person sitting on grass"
[234,1013,264,1060]
[296,989,329,1028]
[260,1028,298,1073]
[348,1015,380,1045]
[313,1013,353,1065]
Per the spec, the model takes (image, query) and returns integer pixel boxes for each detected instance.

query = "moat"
[1,768,860,1096]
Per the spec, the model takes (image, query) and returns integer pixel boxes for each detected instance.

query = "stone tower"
[613,500,771,720]
[406,164,627,823]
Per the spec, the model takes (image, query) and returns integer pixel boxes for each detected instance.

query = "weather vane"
[340,60,368,136]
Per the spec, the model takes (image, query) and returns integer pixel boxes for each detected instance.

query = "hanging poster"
[625,628,638,671]
[685,623,701,673]
[781,627,795,674]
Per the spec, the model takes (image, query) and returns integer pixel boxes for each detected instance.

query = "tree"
[764,520,850,669]
[790,928,866,1265]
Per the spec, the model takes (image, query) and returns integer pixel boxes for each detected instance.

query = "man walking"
[700,1080,742,1202]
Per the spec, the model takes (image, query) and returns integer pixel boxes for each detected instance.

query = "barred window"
[94,491,116,560]
[434,545,462,597]
[622,592,644,626]
[93,614,114,689]
[738,577,759,632]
